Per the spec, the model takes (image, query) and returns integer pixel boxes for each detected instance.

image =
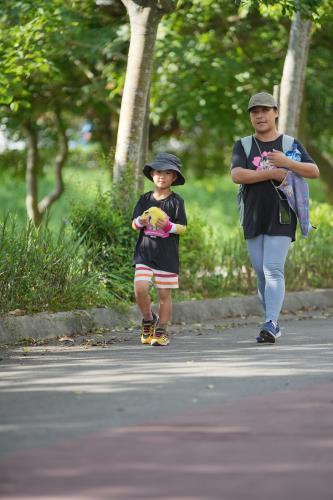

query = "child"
[131,153,187,346]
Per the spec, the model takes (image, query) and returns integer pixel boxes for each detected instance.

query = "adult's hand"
[269,168,288,182]
[267,149,288,168]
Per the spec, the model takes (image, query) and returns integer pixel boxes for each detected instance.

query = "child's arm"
[156,200,187,235]
[163,197,187,235]
[164,222,187,235]
[132,213,148,231]
[132,217,143,231]
[131,197,148,231]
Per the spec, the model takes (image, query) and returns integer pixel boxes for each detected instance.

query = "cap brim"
[248,104,277,111]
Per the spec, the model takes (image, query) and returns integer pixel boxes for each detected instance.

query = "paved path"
[1,314,333,499]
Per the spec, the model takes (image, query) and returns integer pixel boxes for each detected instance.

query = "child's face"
[250,106,278,133]
[151,169,177,188]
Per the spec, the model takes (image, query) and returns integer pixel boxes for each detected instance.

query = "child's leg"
[150,287,172,346]
[134,281,153,321]
[156,288,173,328]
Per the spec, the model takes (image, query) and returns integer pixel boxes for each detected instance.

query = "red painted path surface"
[1,382,333,500]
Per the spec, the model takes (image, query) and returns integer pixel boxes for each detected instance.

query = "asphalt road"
[1,312,333,499]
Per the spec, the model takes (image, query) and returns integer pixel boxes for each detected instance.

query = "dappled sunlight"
[1,335,333,397]
[1,320,333,498]
[1,318,333,462]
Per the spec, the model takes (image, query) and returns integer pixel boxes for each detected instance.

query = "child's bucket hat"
[143,152,185,186]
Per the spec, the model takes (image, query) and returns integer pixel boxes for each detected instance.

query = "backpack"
[237,134,294,225]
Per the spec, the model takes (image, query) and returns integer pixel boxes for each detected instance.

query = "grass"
[0,158,331,314]
[0,161,328,236]
[0,216,114,314]
[0,162,111,231]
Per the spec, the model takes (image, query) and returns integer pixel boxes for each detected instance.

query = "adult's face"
[249,106,278,134]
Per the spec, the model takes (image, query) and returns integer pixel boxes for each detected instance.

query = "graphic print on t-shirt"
[252,152,272,171]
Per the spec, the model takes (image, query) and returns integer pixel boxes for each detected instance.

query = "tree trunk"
[136,86,150,193]
[113,0,177,186]
[22,110,68,226]
[23,121,41,226]
[38,109,67,214]
[278,12,312,136]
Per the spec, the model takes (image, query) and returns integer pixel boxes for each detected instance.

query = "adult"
[231,92,319,343]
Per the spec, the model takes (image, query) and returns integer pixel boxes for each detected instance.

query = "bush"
[190,201,333,299]
[70,175,137,303]
[71,181,333,305]
[0,150,26,179]
[285,202,333,290]
[70,186,223,303]
[0,216,113,314]
[176,206,221,298]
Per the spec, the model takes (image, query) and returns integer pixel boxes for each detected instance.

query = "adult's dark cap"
[248,92,278,111]
[143,152,185,186]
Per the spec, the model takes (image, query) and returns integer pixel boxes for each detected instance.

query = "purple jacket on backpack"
[278,171,312,237]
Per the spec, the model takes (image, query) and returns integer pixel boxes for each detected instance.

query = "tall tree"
[22,111,68,226]
[113,0,178,188]
[0,0,128,224]
[278,12,312,136]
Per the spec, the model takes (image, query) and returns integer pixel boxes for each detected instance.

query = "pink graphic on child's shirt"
[252,152,273,171]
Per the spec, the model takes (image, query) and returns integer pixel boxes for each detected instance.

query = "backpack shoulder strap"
[241,134,294,156]
[240,135,253,159]
[282,134,294,153]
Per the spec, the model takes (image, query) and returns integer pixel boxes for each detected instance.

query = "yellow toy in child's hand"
[142,207,168,226]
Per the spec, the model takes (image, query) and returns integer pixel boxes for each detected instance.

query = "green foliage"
[0,168,331,313]
[177,207,220,296]
[70,171,138,302]
[183,203,333,298]
[0,0,127,153]
[238,0,324,18]
[0,150,25,178]
[285,202,333,289]
[176,225,256,300]
[151,0,333,177]
[174,175,240,233]
[0,0,72,112]
[307,1,333,157]
[0,216,113,314]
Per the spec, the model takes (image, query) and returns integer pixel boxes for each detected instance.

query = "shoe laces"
[142,321,153,334]
[154,327,167,338]
[142,314,157,335]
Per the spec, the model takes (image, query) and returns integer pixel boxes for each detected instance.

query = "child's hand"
[139,210,150,225]
[155,218,168,230]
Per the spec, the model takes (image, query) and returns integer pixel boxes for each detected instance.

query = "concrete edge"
[0,289,332,345]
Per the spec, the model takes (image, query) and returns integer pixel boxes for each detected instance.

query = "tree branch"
[38,109,67,214]
[157,0,177,13]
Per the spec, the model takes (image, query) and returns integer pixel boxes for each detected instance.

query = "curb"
[1,289,332,345]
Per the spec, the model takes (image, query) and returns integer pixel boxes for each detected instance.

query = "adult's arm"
[231,166,288,185]
[268,150,320,179]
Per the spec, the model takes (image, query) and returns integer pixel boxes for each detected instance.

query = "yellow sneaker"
[140,312,158,345]
[151,327,170,346]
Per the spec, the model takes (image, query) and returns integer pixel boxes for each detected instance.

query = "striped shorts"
[134,264,179,289]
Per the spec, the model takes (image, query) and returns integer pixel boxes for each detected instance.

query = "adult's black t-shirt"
[231,135,314,241]
[132,191,187,274]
